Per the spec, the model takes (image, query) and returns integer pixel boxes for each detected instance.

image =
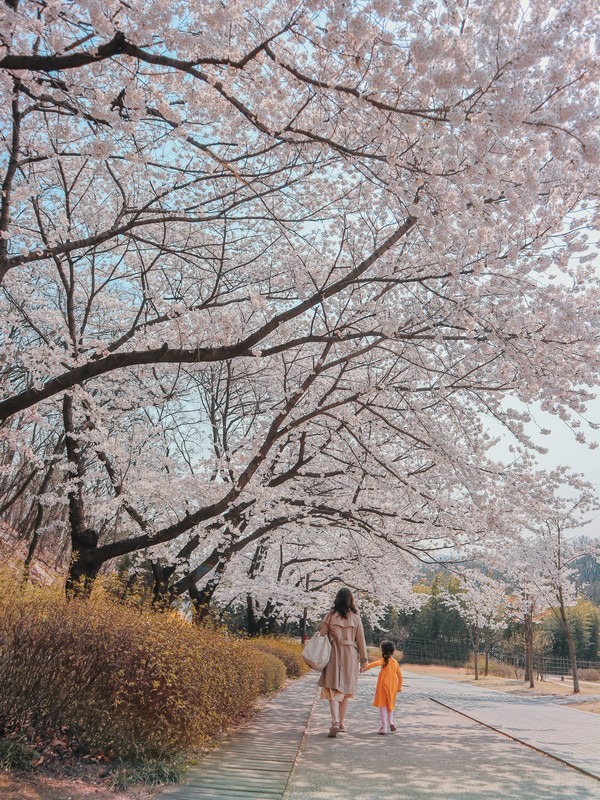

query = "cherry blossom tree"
[441,569,509,679]
[522,478,600,692]
[500,541,554,688]
[0,1,598,595]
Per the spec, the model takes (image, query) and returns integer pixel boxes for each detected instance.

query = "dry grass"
[405,663,600,698]
[569,701,600,716]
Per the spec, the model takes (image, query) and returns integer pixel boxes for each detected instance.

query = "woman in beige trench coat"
[318,587,368,738]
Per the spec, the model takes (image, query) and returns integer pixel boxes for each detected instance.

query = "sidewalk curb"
[282,681,319,800]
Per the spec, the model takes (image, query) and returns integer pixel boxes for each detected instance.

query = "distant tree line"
[370,571,600,668]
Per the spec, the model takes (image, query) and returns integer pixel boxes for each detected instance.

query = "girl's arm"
[397,663,403,691]
[362,658,384,672]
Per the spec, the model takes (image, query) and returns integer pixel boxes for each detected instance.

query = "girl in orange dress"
[362,640,403,735]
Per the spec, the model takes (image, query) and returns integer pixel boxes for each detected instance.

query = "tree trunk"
[473,628,480,680]
[300,606,308,642]
[484,647,489,677]
[524,612,534,688]
[151,561,176,608]
[247,593,258,635]
[558,586,580,694]
[63,394,102,597]
[189,571,224,624]
[255,599,277,635]
[66,537,102,597]
[23,459,57,582]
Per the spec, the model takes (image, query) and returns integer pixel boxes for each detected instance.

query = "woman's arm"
[318,610,332,636]
[356,615,368,664]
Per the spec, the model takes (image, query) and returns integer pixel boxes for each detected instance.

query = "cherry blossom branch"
[0,218,415,421]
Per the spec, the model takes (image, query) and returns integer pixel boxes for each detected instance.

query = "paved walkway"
[158,675,315,800]
[419,672,600,777]
[158,669,600,800]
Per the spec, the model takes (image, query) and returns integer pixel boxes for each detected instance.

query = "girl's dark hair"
[333,587,357,619]
[380,640,396,666]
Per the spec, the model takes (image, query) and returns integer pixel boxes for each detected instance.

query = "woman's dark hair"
[380,640,396,666]
[333,587,357,619]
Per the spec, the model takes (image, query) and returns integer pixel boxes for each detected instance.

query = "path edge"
[282,679,319,800]
[429,697,600,783]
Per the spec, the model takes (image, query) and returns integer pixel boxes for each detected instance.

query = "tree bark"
[150,561,176,608]
[23,461,56,582]
[524,612,535,688]
[558,586,580,694]
[63,395,101,596]
[246,594,258,635]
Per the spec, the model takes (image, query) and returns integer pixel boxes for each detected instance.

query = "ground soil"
[0,771,160,800]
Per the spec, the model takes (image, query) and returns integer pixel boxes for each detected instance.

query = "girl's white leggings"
[379,707,395,729]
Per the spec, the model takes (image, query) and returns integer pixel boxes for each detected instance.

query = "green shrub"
[110,756,186,789]
[0,572,287,760]
[250,637,309,678]
[0,737,33,771]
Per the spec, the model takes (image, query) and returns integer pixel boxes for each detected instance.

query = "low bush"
[367,645,404,663]
[250,637,310,678]
[579,668,600,682]
[0,572,287,761]
[251,650,287,693]
[465,654,521,679]
[110,756,186,790]
[0,737,33,771]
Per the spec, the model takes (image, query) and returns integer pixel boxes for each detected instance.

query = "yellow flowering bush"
[250,636,310,678]
[0,573,287,759]
[251,650,287,693]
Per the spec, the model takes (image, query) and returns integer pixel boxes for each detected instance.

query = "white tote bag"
[302,632,332,671]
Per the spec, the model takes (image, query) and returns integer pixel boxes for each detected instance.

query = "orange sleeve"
[364,658,384,670]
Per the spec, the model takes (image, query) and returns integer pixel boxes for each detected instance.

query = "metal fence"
[399,636,470,668]
[399,636,600,677]
[488,650,600,677]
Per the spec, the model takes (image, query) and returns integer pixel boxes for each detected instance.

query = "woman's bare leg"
[328,697,340,725]
[339,695,350,727]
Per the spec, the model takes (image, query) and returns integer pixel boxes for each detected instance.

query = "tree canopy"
[0,0,598,611]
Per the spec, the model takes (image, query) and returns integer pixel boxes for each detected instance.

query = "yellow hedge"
[0,574,286,759]
[250,636,310,678]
